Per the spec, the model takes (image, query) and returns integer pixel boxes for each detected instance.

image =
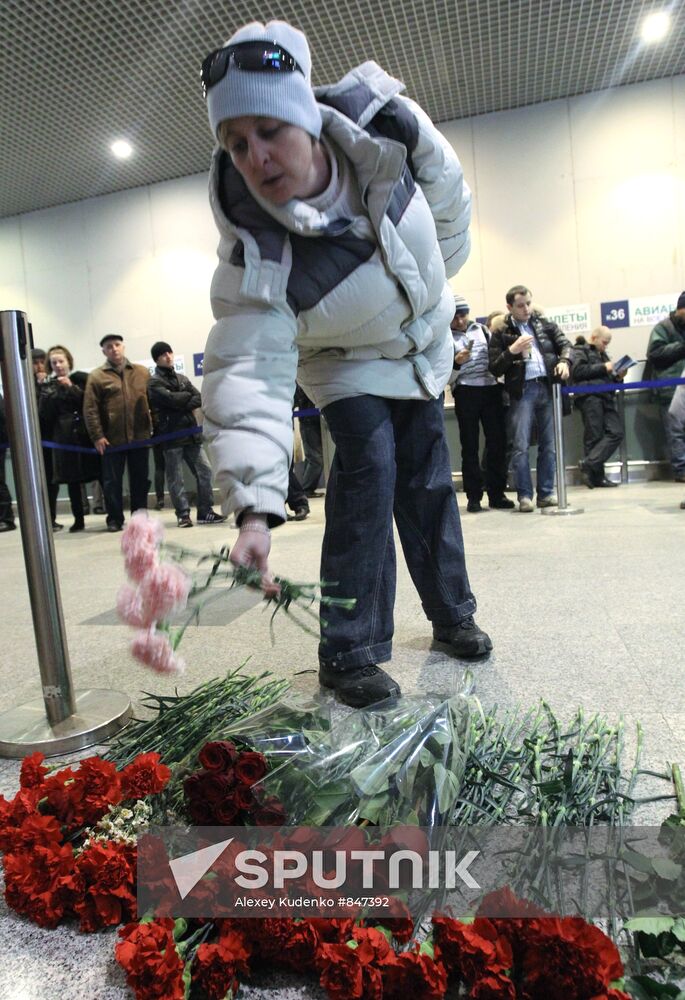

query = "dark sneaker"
[197,510,227,524]
[488,495,515,509]
[69,520,85,533]
[319,663,401,707]
[155,499,165,510]
[178,514,193,528]
[52,521,64,532]
[287,507,309,521]
[596,477,619,488]
[432,617,493,659]
[0,521,16,532]
[578,459,595,489]
[93,506,106,515]
[466,499,483,513]
[107,521,123,532]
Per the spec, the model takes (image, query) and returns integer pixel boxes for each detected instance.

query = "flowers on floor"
[1,669,683,998]
[115,891,633,1000]
[0,750,170,931]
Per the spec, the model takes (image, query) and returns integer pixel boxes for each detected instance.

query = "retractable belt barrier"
[563,375,685,396]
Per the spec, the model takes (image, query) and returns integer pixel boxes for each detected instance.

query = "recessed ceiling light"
[110,139,133,159]
[641,11,670,42]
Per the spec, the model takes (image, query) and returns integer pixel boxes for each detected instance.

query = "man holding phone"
[451,295,513,512]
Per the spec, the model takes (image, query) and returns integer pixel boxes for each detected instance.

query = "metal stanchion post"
[0,310,131,757]
[617,391,629,484]
[540,382,583,516]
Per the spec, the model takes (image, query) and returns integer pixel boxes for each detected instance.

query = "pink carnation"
[139,562,191,621]
[121,511,164,551]
[116,584,155,629]
[123,545,158,583]
[131,630,185,675]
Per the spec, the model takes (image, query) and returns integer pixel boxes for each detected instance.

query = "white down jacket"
[202,62,471,525]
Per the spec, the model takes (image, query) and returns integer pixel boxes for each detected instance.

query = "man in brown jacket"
[84,334,152,531]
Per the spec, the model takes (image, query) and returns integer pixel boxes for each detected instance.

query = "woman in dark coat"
[39,345,101,531]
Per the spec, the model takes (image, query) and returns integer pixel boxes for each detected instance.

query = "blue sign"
[600,300,629,329]
[193,352,204,376]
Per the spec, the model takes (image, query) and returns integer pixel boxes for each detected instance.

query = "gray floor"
[0,482,684,999]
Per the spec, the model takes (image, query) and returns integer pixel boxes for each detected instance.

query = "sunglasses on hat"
[201,40,303,98]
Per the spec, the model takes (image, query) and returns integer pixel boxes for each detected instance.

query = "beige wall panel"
[440,119,485,307]
[25,263,93,356]
[156,249,216,353]
[470,99,580,308]
[149,173,216,253]
[569,79,675,181]
[83,187,154,266]
[20,202,87,273]
[0,219,27,286]
[574,171,682,304]
[88,257,161,361]
[0,281,29,316]
[672,76,685,278]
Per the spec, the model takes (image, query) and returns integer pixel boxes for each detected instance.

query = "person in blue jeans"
[199,19,492,706]
[147,343,226,528]
[489,286,572,512]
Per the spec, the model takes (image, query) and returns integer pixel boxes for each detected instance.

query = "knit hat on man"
[206,20,322,141]
[453,294,470,315]
[677,291,685,311]
[151,341,173,361]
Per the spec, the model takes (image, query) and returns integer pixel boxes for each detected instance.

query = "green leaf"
[622,848,659,874]
[350,761,397,797]
[652,857,682,880]
[358,793,391,824]
[672,917,685,943]
[626,917,676,936]
[625,975,681,998]
[173,918,188,941]
[419,939,435,959]
[433,763,460,814]
[182,959,193,1000]
[419,747,435,768]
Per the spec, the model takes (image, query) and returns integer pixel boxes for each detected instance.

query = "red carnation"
[19,751,48,789]
[193,932,251,998]
[470,972,516,999]
[3,841,75,928]
[319,943,365,999]
[120,752,171,800]
[116,919,186,999]
[432,916,512,982]
[382,948,448,999]
[234,751,268,785]
[199,740,239,772]
[74,840,137,932]
[281,920,321,970]
[520,917,624,999]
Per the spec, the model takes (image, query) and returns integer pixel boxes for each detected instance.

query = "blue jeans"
[164,441,215,517]
[664,387,685,477]
[510,380,556,499]
[318,395,476,670]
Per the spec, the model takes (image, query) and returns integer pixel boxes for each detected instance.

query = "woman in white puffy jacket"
[200,20,492,706]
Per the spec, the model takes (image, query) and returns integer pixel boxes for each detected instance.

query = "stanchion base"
[540,506,584,516]
[0,688,132,758]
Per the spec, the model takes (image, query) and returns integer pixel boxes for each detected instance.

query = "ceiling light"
[640,11,670,42]
[110,139,133,159]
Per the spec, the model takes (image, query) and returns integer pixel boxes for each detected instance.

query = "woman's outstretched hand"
[229,514,280,597]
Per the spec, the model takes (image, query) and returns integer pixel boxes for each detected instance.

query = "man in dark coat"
[572,326,624,488]
[0,394,16,531]
[147,342,225,528]
[489,285,572,512]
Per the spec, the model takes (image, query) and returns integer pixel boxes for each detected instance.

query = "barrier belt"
[563,376,685,397]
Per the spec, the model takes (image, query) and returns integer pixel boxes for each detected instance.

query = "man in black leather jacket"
[489,285,572,512]
[148,343,226,528]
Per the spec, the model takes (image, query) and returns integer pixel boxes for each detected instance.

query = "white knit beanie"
[453,294,470,314]
[206,20,322,141]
